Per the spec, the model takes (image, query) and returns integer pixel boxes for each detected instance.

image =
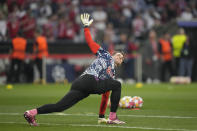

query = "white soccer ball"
[132,96,143,108]
[119,96,134,108]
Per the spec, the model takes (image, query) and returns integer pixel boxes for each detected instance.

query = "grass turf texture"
[0,83,197,131]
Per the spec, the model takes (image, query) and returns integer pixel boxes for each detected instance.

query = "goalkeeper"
[24,13,125,126]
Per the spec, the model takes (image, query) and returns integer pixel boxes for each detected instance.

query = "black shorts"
[71,74,121,95]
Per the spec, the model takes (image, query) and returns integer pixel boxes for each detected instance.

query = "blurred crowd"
[0,0,197,83]
[0,0,197,42]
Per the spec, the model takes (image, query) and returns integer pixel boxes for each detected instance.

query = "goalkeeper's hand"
[80,13,93,27]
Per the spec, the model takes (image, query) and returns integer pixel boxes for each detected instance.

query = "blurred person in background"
[64,21,76,40]
[180,7,193,21]
[7,31,27,83]
[132,13,145,40]
[39,1,52,18]
[142,30,160,83]
[189,0,197,18]
[165,2,177,21]
[159,32,174,82]
[57,16,68,39]
[143,6,161,30]
[33,30,48,84]
[92,6,107,31]
[172,28,187,76]
[21,10,36,39]
[115,33,128,79]
[0,0,8,16]
[42,14,58,42]
[106,3,121,28]
[6,0,25,13]
[7,10,20,39]
[179,36,193,78]
[0,11,7,41]
[42,15,55,42]
[92,6,107,41]
[104,23,116,45]
[101,33,114,54]
[124,37,138,81]
[118,15,130,33]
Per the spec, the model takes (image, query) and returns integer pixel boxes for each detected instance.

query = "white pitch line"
[0,121,197,131]
[70,124,197,131]
[0,112,196,119]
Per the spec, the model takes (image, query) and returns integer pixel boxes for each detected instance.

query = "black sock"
[99,114,105,118]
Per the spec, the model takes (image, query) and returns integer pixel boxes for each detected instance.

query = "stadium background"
[0,0,197,84]
[0,0,197,131]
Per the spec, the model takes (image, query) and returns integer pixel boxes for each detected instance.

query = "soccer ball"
[132,96,143,108]
[119,96,135,108]
[108,96,143,109]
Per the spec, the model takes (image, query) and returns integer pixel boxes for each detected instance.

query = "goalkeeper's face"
[112,52,124,66]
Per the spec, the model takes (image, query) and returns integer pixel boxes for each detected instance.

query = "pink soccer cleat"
[107,117,126,124]
[24,111,38,126]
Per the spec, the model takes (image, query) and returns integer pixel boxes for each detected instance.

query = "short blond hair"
[112,51,126,59]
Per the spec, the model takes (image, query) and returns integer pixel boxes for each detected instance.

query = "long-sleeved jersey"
[81,28,115,80]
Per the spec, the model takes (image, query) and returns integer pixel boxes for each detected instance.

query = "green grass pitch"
[0,83,197,131]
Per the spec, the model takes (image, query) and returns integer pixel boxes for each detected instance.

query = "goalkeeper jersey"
[82,47,115,80]
[81,28,115,80]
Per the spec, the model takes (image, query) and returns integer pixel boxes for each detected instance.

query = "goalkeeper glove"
[80,13,93,27]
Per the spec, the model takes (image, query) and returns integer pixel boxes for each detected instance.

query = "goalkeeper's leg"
[107,80,125,124]
[24,89,89,126]
[98,91,110,124]
[37,90,89,114]
[24,76,91,126]
[96,79,125,124]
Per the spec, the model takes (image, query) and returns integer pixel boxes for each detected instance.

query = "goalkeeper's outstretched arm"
[81,13,100,54]
[84,28,100,54]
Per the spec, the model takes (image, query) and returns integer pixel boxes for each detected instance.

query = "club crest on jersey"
[106,66,113,77]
